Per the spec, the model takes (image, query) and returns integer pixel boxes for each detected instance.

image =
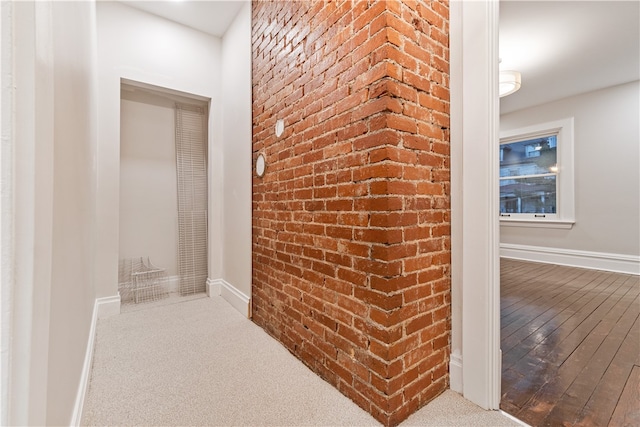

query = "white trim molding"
[206,277,221,297]
[455,0,502,410]
[208,278,251,318]
[501,243,640,275]
[500,410,532,427]
[449,0,464,400]
[500,219,574,229]
[97,294,121,319]
[71,295,119,426]
[449,351,463,393]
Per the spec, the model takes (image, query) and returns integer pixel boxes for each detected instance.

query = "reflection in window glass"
[500,135,558,214]
[500,176,556,214]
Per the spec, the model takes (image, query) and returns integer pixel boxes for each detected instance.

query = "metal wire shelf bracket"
[118,257,168,304]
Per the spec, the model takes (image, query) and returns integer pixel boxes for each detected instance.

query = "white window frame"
[499,118,575,229]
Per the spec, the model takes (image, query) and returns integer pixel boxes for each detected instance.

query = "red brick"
[370,243,418,261]
[353,130,401,151]
[354,228,403,245]
[369,146,418,164]
[387,114,418,133]
[336,294,368,317]
[370,274,418,293]
[356,162,404,181]
[253,1,450,425]
[353,1,387,33]
[354,196,404,212]
[354,258,402,277]
[354,287,403,312]
[370,212,418,227]
[325,277,353,296]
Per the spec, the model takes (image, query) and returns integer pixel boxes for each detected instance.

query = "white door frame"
[1,1,55,424]
[450,0,501,409]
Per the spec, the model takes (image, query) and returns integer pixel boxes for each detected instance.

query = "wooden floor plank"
[503,278,637,414]
[504,272,636,365]
[500,269,602,333]
[500,270,624,355]
[574,317,640,426]
[501,267,619,319]
[503,286,634,419]
[500,261,581,311]
[500,260,565,301]
[543,295,639,425]
[608,365,640,427]
[500,259,640,427]
[501,273,634,373]
[500,265,616,335]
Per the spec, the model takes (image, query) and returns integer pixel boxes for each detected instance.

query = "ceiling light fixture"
[499,70,522,97]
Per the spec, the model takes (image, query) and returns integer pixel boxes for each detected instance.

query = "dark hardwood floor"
[500,258,639,427]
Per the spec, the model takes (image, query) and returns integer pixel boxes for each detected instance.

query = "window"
[499,118,575,228]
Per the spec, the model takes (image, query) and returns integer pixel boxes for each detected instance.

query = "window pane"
[500,176,556,214]
[500,135,557,177]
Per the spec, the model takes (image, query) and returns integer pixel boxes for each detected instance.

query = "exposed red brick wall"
[252,1,450,425]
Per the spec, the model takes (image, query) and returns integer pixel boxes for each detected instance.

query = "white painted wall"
[3,1,251,424]
[3,0,99,424]
[500,81,640,257]
[96,2,222,299]
[47,1,99,424]
[220,3,252,305]
[119,93,178,276]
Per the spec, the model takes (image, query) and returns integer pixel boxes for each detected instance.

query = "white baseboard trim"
[208,278,251,318]
[500,243,640,275]
[96,294,121,319]
[500,410,532,426]
[449,351,463,393]
[71,294,120,426]
[206,277,221,297]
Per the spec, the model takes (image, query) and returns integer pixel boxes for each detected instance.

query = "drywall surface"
[221,2,252,299]
[500,81,640,256]
[96,1,222,298]
[119,95,178,276]
[47,1,98,424]
[5,1,57,424]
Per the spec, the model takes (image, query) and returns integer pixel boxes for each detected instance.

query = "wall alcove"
[119,81,209,303]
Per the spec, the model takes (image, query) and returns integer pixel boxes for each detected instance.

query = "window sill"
[499,219,575,229]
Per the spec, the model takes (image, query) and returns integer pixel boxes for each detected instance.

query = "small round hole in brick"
[256,153,266,177]
[275,119,285,137]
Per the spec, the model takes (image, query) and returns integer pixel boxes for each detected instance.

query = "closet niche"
[118,82,209,304]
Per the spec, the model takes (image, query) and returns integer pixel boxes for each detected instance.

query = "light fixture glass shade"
[499,70,522,97]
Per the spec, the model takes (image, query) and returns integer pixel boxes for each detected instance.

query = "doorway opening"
[118,81,209,308]
[497,1,640,425]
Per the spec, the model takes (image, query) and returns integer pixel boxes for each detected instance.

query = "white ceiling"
[116,1,638,114]
[119,0,247,38]
[499,0,639,114]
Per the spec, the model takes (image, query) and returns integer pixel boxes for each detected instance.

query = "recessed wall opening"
[118,80,210,307]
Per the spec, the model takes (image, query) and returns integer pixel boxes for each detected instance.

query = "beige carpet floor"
[81,295,522,426]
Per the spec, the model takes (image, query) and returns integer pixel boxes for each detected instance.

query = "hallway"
[81,296,519,426]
